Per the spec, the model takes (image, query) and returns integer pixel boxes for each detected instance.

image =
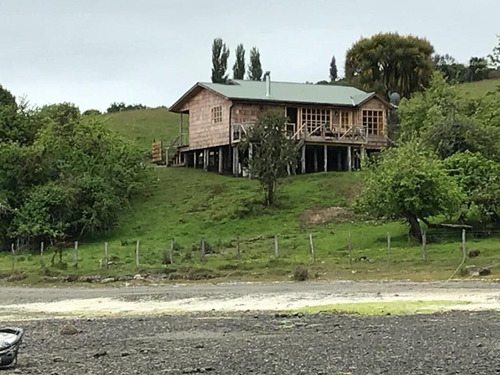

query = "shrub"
[293,266,308,281]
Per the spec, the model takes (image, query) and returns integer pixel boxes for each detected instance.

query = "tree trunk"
[408,215,422,243]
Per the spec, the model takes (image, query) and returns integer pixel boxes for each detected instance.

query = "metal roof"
[203,80,373,106]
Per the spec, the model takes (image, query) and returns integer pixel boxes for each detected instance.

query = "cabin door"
[286,107,298,136]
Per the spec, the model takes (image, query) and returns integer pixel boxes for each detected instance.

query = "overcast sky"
[1,0,498,111]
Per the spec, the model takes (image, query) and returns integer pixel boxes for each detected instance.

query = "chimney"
[264,71,271,97]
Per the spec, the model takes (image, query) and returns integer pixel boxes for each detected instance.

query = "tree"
[241,110,297,206]
[329,55,338,82]
[233,44,246,80]
[82,109,102,116]
[488,35,500,68]
[445,151,500,223]
[345,33,435,98]
[0,84,16,108]
[40,102,80,125]
[248,47,263,81]
[468,57,490,82]
[433,54,468,83]
[211,38,230,84]
[355,141,463,242]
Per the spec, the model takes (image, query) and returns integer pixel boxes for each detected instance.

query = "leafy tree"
[445,151,500,223]
[329,55,338,82]
[241,110,297,206]
[468,57,490,82]
[345,32,434,97]
[356,141,463,242]
[40,102,80,125]
[0,84,16,108]
[106,102,147,113]
[488,35,500,68]
[248,47,263,81]
[433,54,468,83]
[232,44,246,80]
[82,109,102,116]
[211,38,230,84]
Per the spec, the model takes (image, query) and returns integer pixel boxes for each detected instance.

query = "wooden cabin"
[169,74,392,175]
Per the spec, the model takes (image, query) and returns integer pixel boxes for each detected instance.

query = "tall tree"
[488,35,500,68]
[211,38,230,84]
[345,32,434,98]
[0,84,16,108]
[468,57,489,82]
[432,54,468,83]
[329,55,338,82]
[232,44,246,80]
[241,110,297,206]
[248,47,263,81]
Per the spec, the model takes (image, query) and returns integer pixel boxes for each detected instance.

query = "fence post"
[236,236,240,260]
[40,241,45,267]
[387,232,391,263]
[422,231,427,261]
[274,235,279,258]
[461,229,466,261]
[135,240,140,267]
[73,241,78,268]
[169,239,174,265]
[11,243,15,270]
[201,237,206,263]
[348,233,352,267]
[104,242,109,269]
[309,233,315,263]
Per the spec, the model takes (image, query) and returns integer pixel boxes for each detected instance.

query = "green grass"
[2,167,499,283]
[457,78,500,98]
[103,108,184,152]
[294,300,471,316]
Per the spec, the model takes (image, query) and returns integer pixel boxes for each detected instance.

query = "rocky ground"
[2,310,500,375]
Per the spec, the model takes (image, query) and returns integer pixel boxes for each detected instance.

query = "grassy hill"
[457,78,500,98]
[104,108,183,152]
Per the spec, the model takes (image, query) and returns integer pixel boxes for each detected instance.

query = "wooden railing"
[231,122,297,143]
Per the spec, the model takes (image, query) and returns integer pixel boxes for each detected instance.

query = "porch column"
[313,147,318,173]
[324,145,328,172]
[347,146,352,172]
[218,147,223,174]
[193,151,197,169]
[203,149,208,171]
[301,145,306,174]
[337,149,342,171]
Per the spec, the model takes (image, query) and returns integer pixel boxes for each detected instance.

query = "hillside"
[104,108,183,152]
[457,78,500,98]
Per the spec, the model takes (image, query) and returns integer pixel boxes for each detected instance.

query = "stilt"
[301,145,306,174]
[337,149,342,171]
[313,147,318,172]
[347,146,352,172]
[233,146,240,176]
[248,143,253,179]
[323,145,328,172]
[193,151,197,169]
[165,147,170,167]
[203,149,208,171]
[360,146,366,168]
[218,147,223,174]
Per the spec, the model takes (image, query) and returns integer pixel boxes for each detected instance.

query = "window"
[301,108,330,134]
[211,106,222,124]
[340,111,352,131]
[362,110,384,135]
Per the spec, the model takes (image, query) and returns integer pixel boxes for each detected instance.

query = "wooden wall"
[231,103,283,123]
[356,97,388,135]
[180,89,231,150]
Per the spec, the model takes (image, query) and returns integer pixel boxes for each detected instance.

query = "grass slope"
[457,78,500,98]
[104,108,182,152]
[2,167,499,282]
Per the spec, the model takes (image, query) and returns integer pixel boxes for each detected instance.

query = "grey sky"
[1,0,498,111]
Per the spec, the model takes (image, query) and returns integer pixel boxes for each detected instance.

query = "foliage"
[345,32,434,97]
[329,55,338,82]
[487,35,500,68]
[0,90,147,245]
[211,38,230,84]
[445,152,500,222]
[107,102,147,113]
[433,54,468,84]
[356,141,463,241]
[241,110,297,206]
[0,84,16,108]
[232,43,246,80]
[248,47,263,81]
[82,109,102,116]
[467,57,490,82]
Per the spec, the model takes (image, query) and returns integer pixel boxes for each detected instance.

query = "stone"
[53,356,63,362]
[101,277,115,283]
[60,323,79,335]
[133,274,143,280]
[121,352,130,357]
[93,350,107,359]
[479,268,491,276]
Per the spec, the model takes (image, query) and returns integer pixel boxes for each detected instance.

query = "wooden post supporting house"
[248,143,253,178]
[233,146,239,176]
[337,149,342,171]
[347,146,352,172]
[324,145,328,172]
[313,148,318,173]
[301,145,306,174]
[203,149,208,171]
[193,151,197,169]
[218,147,223,174]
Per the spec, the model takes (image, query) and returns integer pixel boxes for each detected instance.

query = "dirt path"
[0,280,498,320]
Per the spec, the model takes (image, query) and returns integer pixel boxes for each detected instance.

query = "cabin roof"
[170,79,387,112]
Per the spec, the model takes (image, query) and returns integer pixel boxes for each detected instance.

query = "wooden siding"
[181,89,231,150]
[231,103,284,123]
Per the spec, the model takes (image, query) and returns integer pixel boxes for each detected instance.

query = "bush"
[293,266,308,281]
